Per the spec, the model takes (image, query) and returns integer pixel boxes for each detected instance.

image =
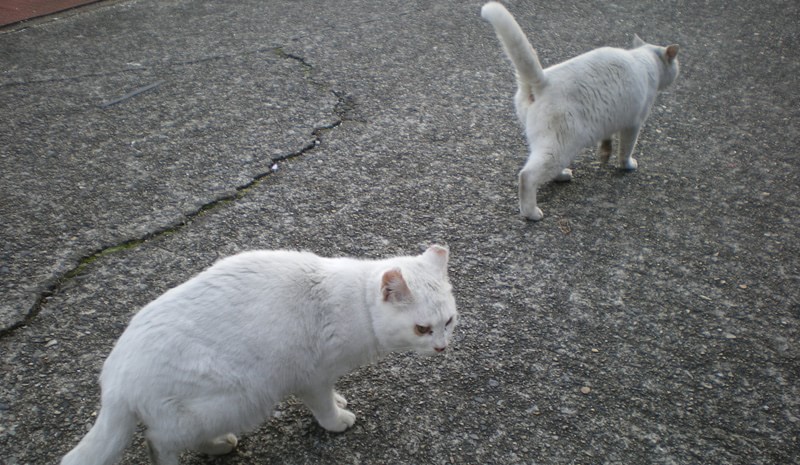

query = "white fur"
[60,245,458,465]
[481,2,680,220]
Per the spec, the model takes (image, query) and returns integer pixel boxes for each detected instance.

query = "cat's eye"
[414,325,432,336]
[446,316,454,327]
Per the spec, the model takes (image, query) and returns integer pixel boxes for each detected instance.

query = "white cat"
[60,245,458,465]
[481,1,680,220]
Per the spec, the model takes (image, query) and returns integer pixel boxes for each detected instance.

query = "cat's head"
[373,245,458,356]
[633,34,680,90]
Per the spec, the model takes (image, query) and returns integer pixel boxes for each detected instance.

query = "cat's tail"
[481,2,547,96]
[60,399,137,465]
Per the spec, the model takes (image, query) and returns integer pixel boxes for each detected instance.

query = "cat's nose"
[434,346,446,353]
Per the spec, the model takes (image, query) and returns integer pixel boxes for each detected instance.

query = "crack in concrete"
[0,51,355,339]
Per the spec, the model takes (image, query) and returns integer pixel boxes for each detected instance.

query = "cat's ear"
[423,244,449,275]
[632,34,646,48]
[665,44,679,63]
[381,268,412,303]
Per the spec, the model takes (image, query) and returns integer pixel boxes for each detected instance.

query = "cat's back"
[543,46,644,90]
[531,46,657,135]
[209,249,320,283]
[122,250,323,332]
[104,250,326,375]
[100,250,332,404]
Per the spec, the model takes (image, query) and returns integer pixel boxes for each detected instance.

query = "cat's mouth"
[386,342,449,357]
[417,347,449,358]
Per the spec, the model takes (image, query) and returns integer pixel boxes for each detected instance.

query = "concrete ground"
[1,0,797,463]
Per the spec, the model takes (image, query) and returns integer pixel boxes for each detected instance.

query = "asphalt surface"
[1,0,798,464]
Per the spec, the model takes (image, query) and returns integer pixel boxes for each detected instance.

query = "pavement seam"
[0,51,356,339]
[0,45,284,89]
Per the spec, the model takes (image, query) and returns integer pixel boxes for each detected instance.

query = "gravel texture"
[1,0,798,464]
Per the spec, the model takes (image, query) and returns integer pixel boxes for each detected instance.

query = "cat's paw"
[522,207,544,221]
[334,392,348,409]
[621,158,638,171]
[198,433,238,456]
[319,408,356,433]
[554,168,573,182]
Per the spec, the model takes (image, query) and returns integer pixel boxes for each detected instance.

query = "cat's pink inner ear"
[424,245,449,270]
[665,44,679,62]
[381,268,411,302]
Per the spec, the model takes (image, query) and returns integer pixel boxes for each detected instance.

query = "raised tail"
[60,400,137,465]
[481,2,547,97]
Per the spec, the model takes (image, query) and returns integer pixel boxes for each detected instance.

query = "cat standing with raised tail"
[60,245,458,465]
[481,1,680,220]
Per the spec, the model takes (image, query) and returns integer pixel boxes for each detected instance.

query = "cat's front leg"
[618,127,641,171]
[299,387,356,433]
[518,156,554,221]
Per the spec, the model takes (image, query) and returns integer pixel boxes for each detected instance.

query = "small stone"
[739,284,748,289]
[580,386,592,394]
[591,348,599,353]
[45,339,58,348]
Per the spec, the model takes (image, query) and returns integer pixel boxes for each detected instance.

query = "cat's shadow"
[520,153,640,223]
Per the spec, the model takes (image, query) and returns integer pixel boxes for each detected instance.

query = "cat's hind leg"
[145,438,181,465]
[518,168,543,220]
[617,127,641,171]
[334,391,348,408]
[598,139,613,164]
[198,433,238,456]
[299,386,356,432]
[519,150,564,221]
